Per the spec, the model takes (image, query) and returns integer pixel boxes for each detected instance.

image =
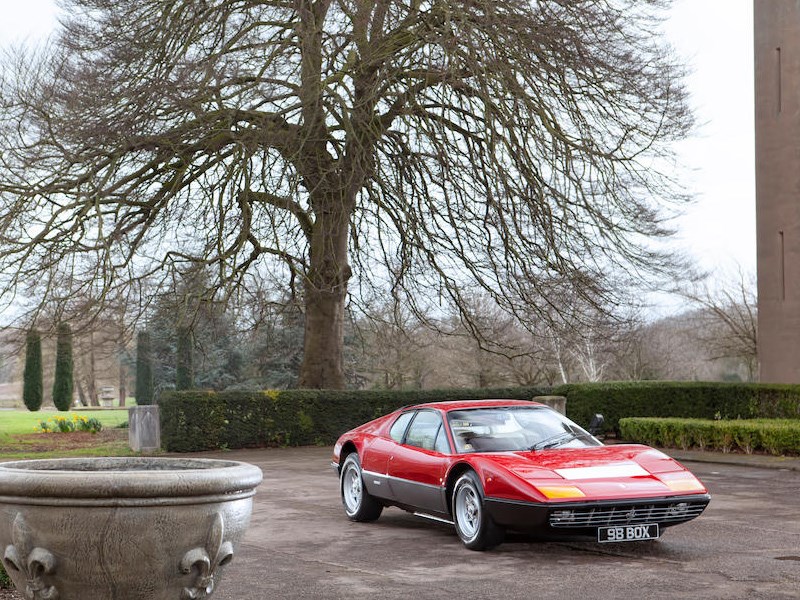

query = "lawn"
[0,408,128,435]
[0,409,135,459]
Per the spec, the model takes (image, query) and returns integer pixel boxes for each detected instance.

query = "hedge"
[159,382,800,452]
[619,417,800,456]
[159,387,547,452]
[553,381,800,434]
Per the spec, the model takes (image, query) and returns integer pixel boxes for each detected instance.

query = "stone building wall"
[755,0,800,382]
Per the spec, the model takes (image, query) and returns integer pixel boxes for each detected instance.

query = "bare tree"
[609,322,662,381]
[439,293,515,387]
[0,0,691,389]
[354,305,432,388]
[680,270,758,381]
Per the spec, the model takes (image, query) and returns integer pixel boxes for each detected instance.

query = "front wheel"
[452,471,505,550]
[340,453,383,522]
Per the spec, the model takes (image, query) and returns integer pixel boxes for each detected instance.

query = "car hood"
[479,444,705,502]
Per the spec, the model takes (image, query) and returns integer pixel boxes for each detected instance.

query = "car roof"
[405,399,544,412]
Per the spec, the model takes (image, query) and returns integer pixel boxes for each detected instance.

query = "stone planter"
[0,457,263,600]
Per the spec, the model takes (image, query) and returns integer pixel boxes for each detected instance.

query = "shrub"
[159,382,800,453]
[619,417,800,456]
[159,386,548,452]
[22,328,43,411]
[52,323,74,411]
[136,330,154,405]
[553,381,800,434]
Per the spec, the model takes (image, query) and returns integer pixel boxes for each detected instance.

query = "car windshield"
[447,406,602,453]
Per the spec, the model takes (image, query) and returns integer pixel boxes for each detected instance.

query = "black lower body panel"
[484,494,711,536]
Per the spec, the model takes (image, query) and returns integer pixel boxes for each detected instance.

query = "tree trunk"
[551,335,570,384]
[300,285,347,388]
[87,333,99,406]
[75,378,88,407]
[298,192,352,389]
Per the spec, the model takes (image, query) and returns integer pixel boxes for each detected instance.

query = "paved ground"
[2,447,799,599]
[201,447,800,600]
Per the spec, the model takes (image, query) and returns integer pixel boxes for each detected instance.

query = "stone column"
[532,395,567,415]
[129,405,161,452]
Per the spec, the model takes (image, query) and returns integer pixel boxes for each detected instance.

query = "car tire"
[452,471,505,550]
[340,453,383,522]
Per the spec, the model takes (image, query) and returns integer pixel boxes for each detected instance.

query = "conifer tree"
[52,323,74,411]
[136,330,154,405]
[176,326,194,391]
[22,329,43,411]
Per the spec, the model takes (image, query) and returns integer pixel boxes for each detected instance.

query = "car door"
[386,409,451,516]
[359,410,415,501]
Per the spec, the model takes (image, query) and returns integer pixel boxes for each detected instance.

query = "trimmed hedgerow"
[553,381,800,434]
[619,417,800,456]
[159,382,800,452]
[159,387,548,452]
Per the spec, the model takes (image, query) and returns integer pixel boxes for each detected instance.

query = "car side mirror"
[588,414,605,436]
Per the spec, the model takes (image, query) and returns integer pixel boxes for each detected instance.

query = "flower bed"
[36,414,103,434]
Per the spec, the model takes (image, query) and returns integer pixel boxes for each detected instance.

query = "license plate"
[598,523,659,543]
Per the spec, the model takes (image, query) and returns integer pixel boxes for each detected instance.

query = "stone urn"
[0,457,263,600]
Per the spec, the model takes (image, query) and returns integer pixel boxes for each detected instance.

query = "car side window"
[405,410,446,452]
[389,412,415,443]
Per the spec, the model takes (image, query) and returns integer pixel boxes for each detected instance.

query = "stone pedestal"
[532,395,567,415]
[129,405,161,452]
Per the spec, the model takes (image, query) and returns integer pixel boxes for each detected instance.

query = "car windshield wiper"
[529,431,579,451]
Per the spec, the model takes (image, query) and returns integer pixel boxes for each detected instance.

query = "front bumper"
[485,494,711,534]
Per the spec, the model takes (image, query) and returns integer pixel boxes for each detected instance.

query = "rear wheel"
[340,453,383,522]
[452,471,505,550]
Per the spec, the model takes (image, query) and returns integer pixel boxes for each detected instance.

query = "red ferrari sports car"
[332,399,710,550]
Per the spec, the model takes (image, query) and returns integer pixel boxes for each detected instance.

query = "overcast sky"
[0,0,757,304]
[665,0,755,278]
